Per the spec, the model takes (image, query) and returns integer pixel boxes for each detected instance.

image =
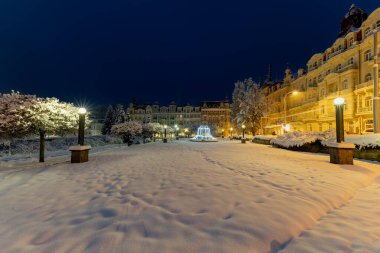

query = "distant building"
[127,102,202,130]
[127,100,231,136]
[201,100,231,137]
[262,5,380,135]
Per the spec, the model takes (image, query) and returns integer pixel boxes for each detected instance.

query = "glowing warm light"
[164,125,168,129]
[78,107,87,114]
[282,123,291,132]
[242,124,246,129]
[174,124,178,128]
[292,91,299,95]
[334,97,345,106]
[230,127,233,131]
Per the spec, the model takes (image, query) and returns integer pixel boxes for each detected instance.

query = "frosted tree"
[141,123,155,143]
[244,80,265,135]
[231,80,246,129]
[0,91,38,154]
[31,97,81,162]
[111,121,142,145]
[232,78,265,135]
[150,123,163,141]
[113,104,126,124]
[102,105,114,135]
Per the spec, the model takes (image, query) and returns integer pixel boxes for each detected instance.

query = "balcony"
[355,80,373,90]
[357,107,373,114]
[335,63,358,74]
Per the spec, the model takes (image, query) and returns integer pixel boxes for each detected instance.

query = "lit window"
[364,50,372,62]
[365,27,371,38]
[342,80,348,89]
[365,97,372,108]
[349,37,354,47]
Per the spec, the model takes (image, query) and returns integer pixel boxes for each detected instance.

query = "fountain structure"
[190,125,218,142]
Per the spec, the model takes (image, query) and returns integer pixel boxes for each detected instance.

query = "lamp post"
[78,107,86,145]
[284,90,299,124]
[69,107,91,163]
[373,29,380,133]
[241,124,246,144]
[163,125,168,143]
[184,128,189,138]
[334,97,345,143]
[175,124,179,140]
[230,127,233,139]
[327,97,354,165]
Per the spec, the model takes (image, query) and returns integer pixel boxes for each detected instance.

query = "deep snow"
[0,141,379,253]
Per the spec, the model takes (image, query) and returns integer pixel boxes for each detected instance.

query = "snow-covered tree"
[141,123,154,143]
[231,80,246,129]
[111,121,142,145]
[102,105,114,135]
[150,123,163,141]
[0,91,38,154]
[31,97,81,162]
[113,104,126,124]
[232,78,265,135]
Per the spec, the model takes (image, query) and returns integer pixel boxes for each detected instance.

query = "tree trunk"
[39,130,45,163]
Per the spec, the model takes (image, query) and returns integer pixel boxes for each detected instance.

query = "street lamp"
[230,127,233,138]
[284,90,299,125]
[69,107,91,163]
[78,107,86,146]
[175,125,179,140]
[184,128,189,138]
[241,124,246,144]
[373,29,380,133]
[334,97,345,143]
[163,125,168,143]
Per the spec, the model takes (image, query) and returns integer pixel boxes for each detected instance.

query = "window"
[342,80,348,89]
[359,96,362,108]
[376,20,380,29]
[320,88,325,97]
[318,74,322,82]
[365,120,374,132]
[321,105,325,114]
[365,73,372,82]
[336,64,342,71]
[365,96,372,108]
[349,37,354,47]
[365,27,371,38]
[348,57,354,65]
[364,50,372,62]
[337,45,342,51]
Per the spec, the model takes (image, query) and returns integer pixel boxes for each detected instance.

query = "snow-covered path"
[0,141,379,253]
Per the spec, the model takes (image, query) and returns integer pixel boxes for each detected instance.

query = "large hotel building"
[262,5,380,135]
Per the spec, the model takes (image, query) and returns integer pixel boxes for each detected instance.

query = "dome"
[338,4,368,38]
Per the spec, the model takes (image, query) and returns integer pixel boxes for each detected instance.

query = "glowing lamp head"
[174,124,178,128]
[334,97,345,106]
[78,107,87,114]
[292,91,299,95]
[164,125,167,129]
[230,127,233,131]
[242,124,246,129]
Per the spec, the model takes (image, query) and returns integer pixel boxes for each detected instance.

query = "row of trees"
[110,121,175,144]
[0,91,85,162]
[231,78,265,135]
[102,104,129,135]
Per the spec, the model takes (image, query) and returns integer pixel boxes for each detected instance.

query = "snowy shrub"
[322,134,380,150]
[111,121,142,144]
[253,135,277,141]
[271,130,335,148]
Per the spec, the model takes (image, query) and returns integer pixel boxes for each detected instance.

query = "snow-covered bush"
[111,121,142,144]
[271,130,335,148]
[322,134,380,150]
[253,135,277,141]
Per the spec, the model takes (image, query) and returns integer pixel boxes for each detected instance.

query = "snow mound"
[271,131,334,148]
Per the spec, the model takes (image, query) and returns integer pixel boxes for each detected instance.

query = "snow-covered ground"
[0,141,379,253]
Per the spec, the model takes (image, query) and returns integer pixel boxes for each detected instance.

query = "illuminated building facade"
[262,5,380,135]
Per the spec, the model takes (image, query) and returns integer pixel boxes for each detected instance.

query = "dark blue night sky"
[0,1,378,106]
